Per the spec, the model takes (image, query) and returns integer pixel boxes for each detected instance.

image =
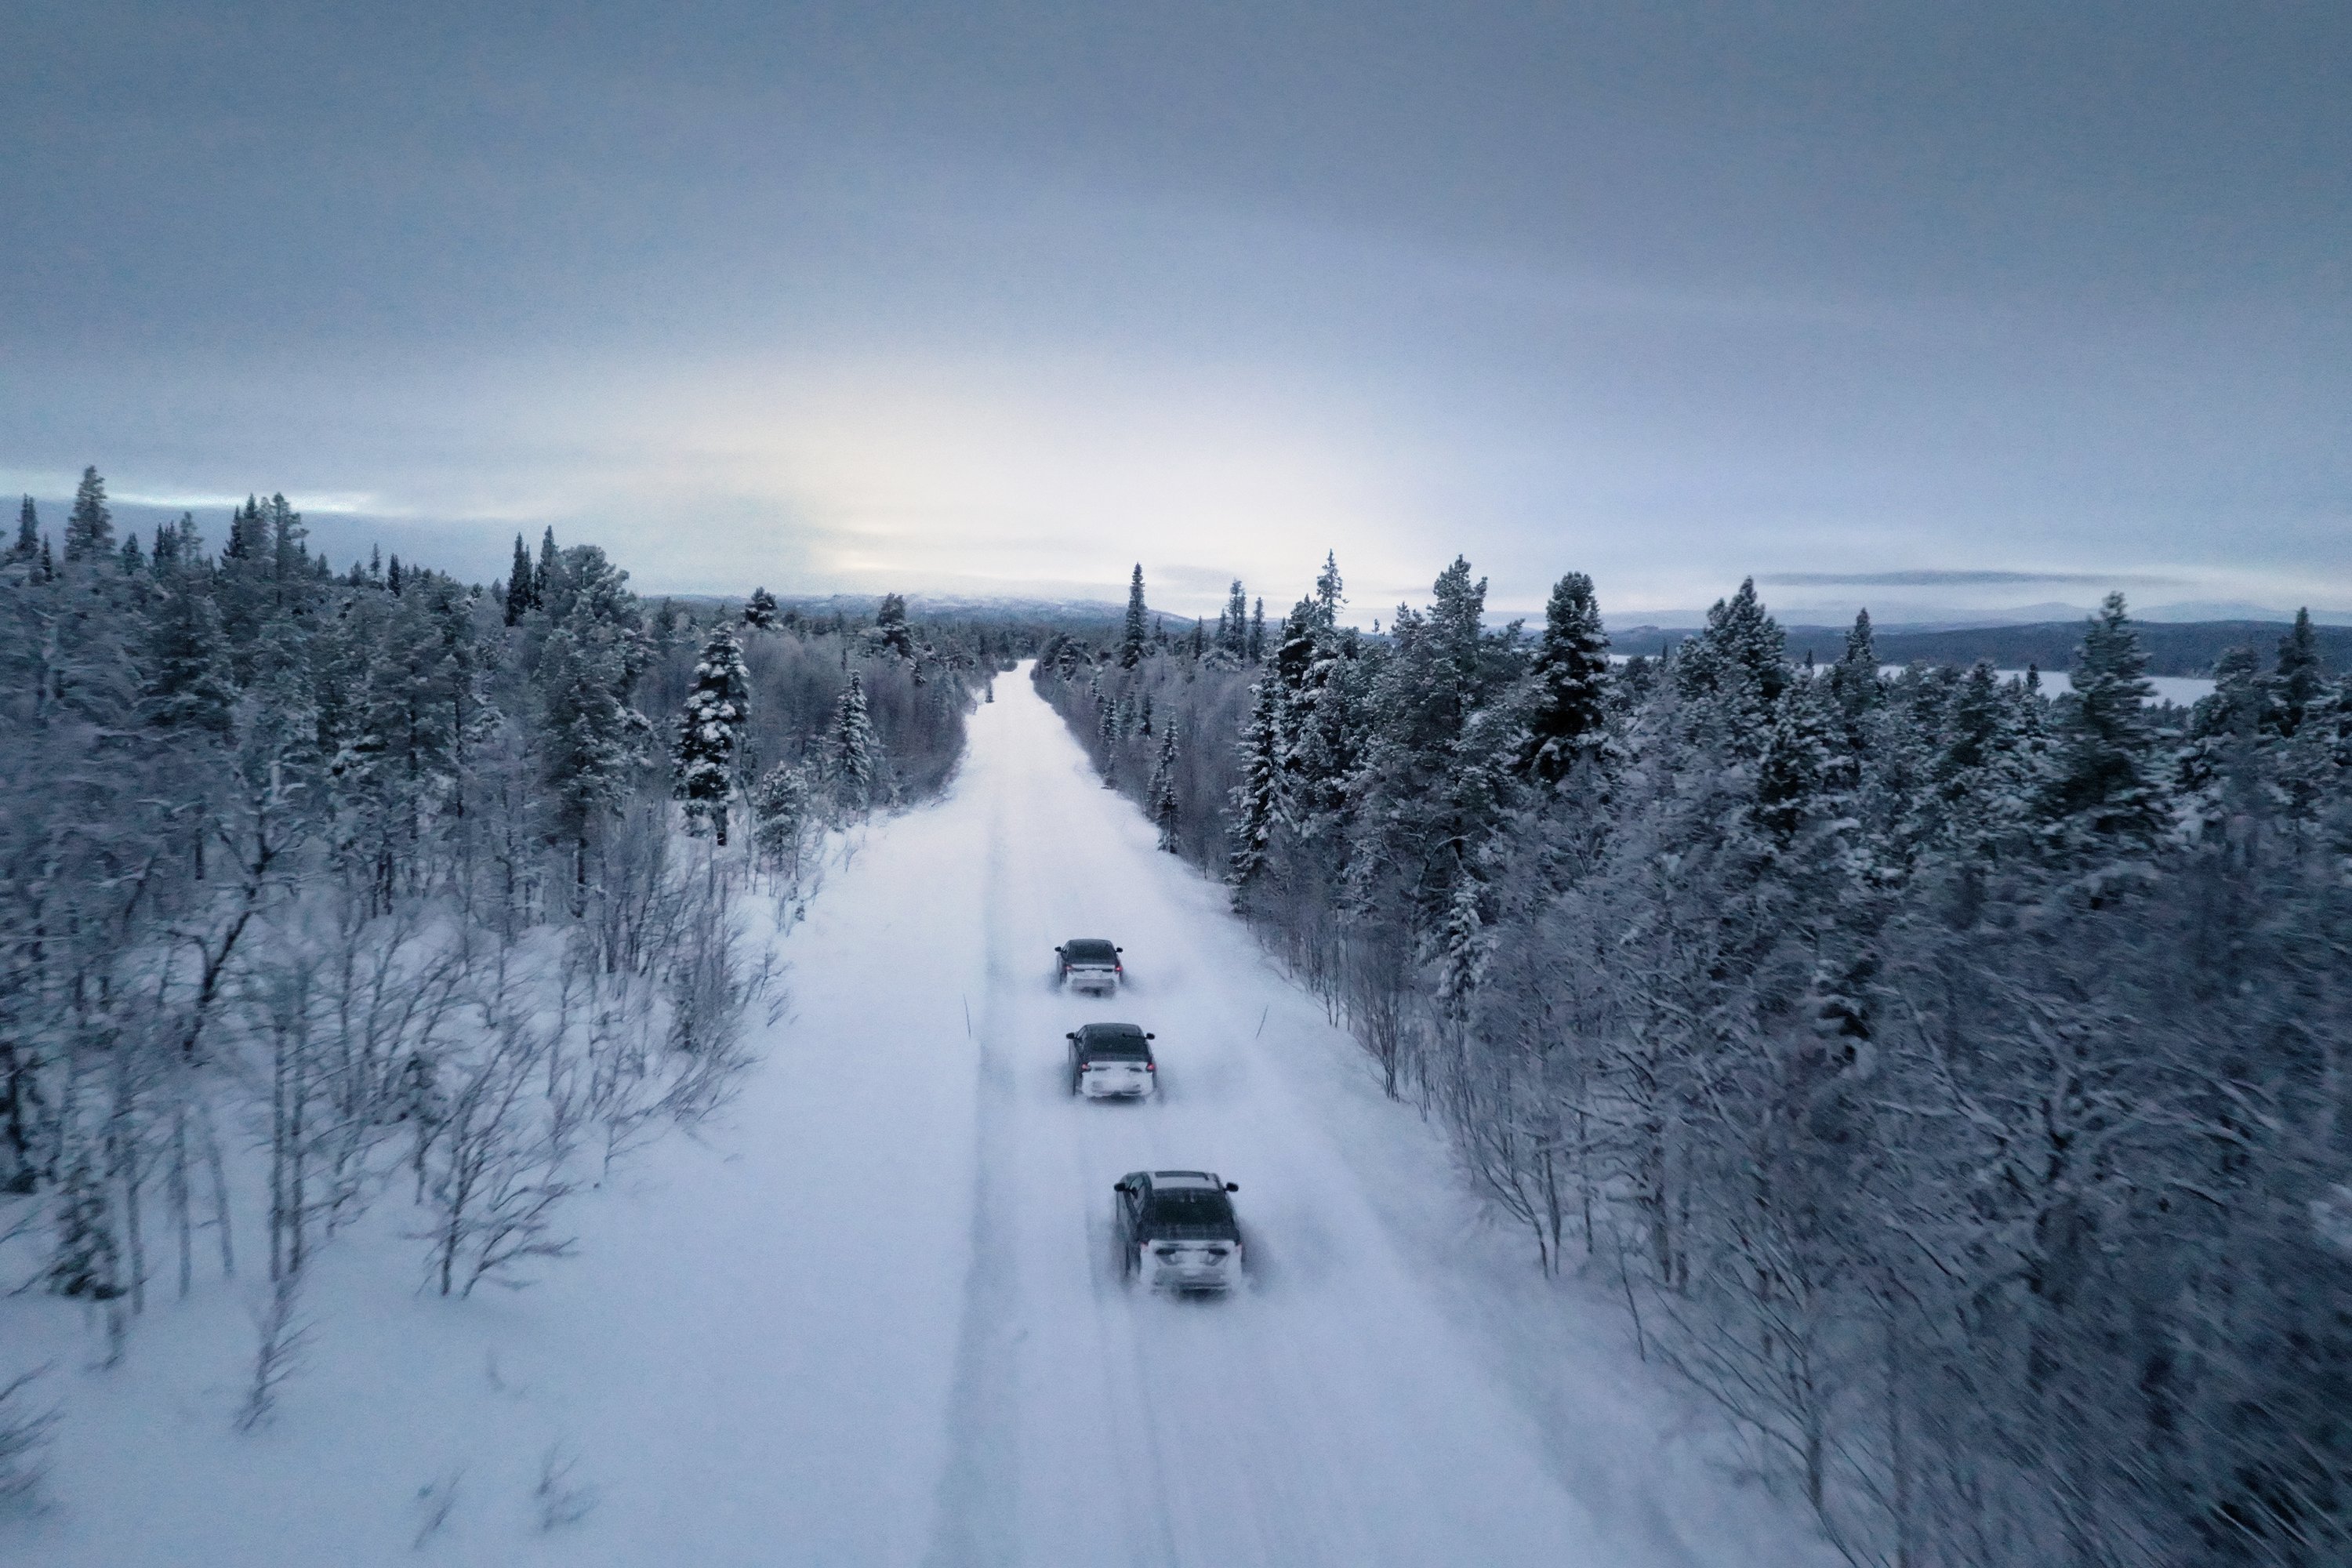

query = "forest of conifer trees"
[1040,557,2352,1566]
[0,470,1004,1477]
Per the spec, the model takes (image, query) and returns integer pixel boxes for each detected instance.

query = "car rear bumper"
[1144,1247,1240,1290]
[1081,1072,1152,1098]
[1065,969,1120,993]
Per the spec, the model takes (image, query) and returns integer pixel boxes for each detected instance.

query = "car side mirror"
[1225,1182,1240,1192]
[1115,946,1123,953]
[1054,946,1065,955]
[1065,1032,1076,1040]
[1145,1033,1155,1040]
[1112,1181,1127,1193]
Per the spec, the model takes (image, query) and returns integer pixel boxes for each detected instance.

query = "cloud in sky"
[4,1,2347,616]
[1762,570,2184,589]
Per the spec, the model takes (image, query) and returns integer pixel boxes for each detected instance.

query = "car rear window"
[1083,1036,1149,1060]
[1065,940,1117,963]
[1146,1190,1233,1228]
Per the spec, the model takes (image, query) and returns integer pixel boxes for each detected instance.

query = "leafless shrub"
[235,1271,315,1432]
[534,1442,600,1530]
[409,1464,464,1550]
[0,1368,60,1509]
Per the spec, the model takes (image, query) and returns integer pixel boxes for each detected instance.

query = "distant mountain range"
[1601,601,2352,634]
[658,590,1130,626]
[663,587,2347,677]
[1607,619,2351,679]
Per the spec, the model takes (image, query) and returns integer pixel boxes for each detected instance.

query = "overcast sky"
[4,1,2346,621]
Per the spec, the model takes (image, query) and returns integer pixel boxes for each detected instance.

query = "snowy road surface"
[9,666,1831,1567]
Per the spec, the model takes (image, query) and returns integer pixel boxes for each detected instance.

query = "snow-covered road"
[9,666,1831,1567]
[686,666,1830,1568]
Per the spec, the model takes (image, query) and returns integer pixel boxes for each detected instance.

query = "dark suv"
[1112,1170,1243,1290]
[1068,1023,1156,1098]
[1054,938,1123,995]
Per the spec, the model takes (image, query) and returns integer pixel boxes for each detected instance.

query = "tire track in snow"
[920,794,1021,1568]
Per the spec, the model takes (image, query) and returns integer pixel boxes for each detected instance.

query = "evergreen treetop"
[64,466,114,562]
[1120,564,1148,669]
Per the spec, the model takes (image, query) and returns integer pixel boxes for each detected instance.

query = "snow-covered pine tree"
[532,526,558,608]
[267,494,309,601]
[1227,676,1285,897]
[2046,592,2165,847]
[866,593,916,660]
[1221,580,1248,656]
[1148,722,1181,851]
[1826,607,1883,746]
[743,586,779,630]
[1120,564,1148,669]
[1247,597,1266,664]
[1520,571,1610,784]
[1096,695,1119,766]
[504,534,535,625]
[140,567,237,734]
[1752,666,1846,848]
[1677,577,1787,742]
[538,604,653,906]
[2271,607,2324,738]
[673,624,752,844]
[1432,869,1489,1021]
[1313,550,1344,631]
[13,496,38,561]
[827,671,882,815]
[62,466,113,562]
[1929,659,2026,860]
[751,760,814,874]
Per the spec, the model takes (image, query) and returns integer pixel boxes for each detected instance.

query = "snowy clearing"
[5,664,1835,1567]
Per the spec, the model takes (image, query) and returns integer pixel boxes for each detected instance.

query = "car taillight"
[1145,1062,1154,1071]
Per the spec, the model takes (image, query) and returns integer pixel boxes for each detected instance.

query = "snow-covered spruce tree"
[61,466,114,563]
[742,586,779,630]
[1825,607,1884,749]
[140,564,238,735]
[9,495,35,561]
[1148,721,1181,851]
[1519,570,1610,784]
[866,592,915,660]
[537,599,653,909]
[1226,675,1284,898]
[750,760,814,878]
[826,670,882,815]
[673,623,752,845]
[1675,576,1787,747]
[1120,564,1148,669]
[1218,579,1248,658]
[2270,606,2325,739]
[532,525,558,608]
[504,533,535,625]
[2045,591,2166,850]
